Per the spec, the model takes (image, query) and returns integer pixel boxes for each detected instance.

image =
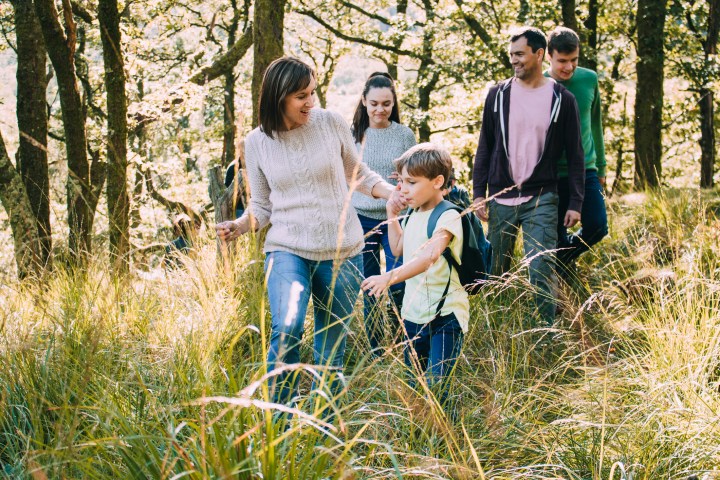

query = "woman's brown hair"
[258,57,315,139]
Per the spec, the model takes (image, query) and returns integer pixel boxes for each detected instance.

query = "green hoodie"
[544,66,606,178]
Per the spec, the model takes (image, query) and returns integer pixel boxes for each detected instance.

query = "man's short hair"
[548,26,580,55]
[509,26,547,53]
[395,143,453,188]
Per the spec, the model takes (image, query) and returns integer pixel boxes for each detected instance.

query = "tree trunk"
[14,0,51,267]
[130,75,146,229]
[416,65,439,142]
[584,0,598,71]
[633,0,667,189]
[559,0,579,32]
[251,0,286,128]
[416,0,438,142]
[387,0,408,80]
[99,0,130,272]
[0,131,43,280]
[699,0,719,188]
[35,0,93,259]
[209,165,247,267]
[699,89,715,188]
[222,5,239,168]
[223,71,237,167]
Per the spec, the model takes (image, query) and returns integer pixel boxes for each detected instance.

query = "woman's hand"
[215,219,245,241]
[361,272,393,298]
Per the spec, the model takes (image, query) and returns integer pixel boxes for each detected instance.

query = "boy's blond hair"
[394,143,453,187]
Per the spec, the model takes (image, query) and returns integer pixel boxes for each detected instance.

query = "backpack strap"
[402,208,414,229]
[426,200,463,317]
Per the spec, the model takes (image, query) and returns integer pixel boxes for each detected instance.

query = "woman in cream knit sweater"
[216,57,398,415]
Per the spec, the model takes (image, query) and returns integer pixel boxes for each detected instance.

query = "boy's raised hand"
[386,183,406,218]
[361,273,392,298]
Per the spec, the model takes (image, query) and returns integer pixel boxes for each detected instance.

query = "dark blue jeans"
[358,214,404,353]
[403,313,464,407]
[264,251,363,408]
[557,170,608,266]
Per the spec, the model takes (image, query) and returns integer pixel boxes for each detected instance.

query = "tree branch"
[453,0,511,70]
[71,0,94,23]
[337,1,392,25]
[430,121,481,135]
[143,168,202,224]
[189,23,253,85]
[60,0,76,56]
[297,9,424,60]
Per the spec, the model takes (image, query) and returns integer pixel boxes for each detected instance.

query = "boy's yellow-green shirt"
[401,209,470,333]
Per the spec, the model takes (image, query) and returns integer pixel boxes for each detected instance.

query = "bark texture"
[99,0,130,272]
[699,0,719,188]
[35,0,94,258]
[634,0,667,188]
[14,0,51,266]
[251,0,286,128]
[0,131,43,279]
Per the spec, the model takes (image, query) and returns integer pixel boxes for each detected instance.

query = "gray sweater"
[243,108,384,261]
[351,122,416,220]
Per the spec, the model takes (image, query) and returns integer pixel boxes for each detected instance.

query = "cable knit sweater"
[243,108,384,261]
[351,121,416,220]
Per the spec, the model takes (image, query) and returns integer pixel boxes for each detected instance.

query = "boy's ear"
[433,175,446,190]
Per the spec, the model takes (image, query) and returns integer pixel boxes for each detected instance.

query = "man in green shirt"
[545,27,608,277]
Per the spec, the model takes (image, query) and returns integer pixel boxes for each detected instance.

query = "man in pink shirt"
[472,27,585,330]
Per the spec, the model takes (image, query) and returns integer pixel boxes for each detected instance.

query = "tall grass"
[1,189,720,479]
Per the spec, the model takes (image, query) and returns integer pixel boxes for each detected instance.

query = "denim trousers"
[358,214,404,352]
[403,313,464,407]
[264,251,363,407]
[488,192,559,326]
[556,170,608,266]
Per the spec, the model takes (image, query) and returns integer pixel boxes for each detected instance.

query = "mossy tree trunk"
[251,0,286,128]
[99,0,130,272]
[698,0,719,188]
[0,131,43,280]
[35,0,94,260]
[13,0,51,268]
[634,0,667,189]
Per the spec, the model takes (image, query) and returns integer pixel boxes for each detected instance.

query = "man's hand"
[564,209,581,228]
[599,176,606,189]
[473,197,489,222]
[361,272,392,298]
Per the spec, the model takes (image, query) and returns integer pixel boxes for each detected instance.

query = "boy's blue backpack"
[405,200,492,304]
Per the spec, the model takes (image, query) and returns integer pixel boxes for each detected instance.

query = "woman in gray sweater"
[216,58,398,415]
[351,72,416,356]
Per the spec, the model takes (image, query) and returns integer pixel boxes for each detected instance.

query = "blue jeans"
[403,313,464,407]
[556,170,608,266]
[264,251,363,407]
[488,192,559,327]
[358,214,404,353]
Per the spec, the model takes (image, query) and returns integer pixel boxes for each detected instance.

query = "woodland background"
[1,0,720,478]
[0,0,717,277]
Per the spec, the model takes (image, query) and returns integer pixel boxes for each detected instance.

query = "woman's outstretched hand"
[216,220,244,241]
